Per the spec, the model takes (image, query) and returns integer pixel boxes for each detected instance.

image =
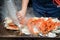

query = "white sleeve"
[4,0,21,27]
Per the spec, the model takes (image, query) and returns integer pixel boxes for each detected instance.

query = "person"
[16,0,60,22]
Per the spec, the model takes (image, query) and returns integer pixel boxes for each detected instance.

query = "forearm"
[21,0,29,11]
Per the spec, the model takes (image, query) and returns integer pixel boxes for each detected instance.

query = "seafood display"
[27,17,60,35]
[4,17,60,37]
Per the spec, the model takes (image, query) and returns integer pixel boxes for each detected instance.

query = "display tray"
[0,22,60,38]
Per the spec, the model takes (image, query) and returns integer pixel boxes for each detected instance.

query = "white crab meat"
[33,27,39,33]
[21,26,39,35]
[52,30,60,33]
[52,18,60,22]
[21,27,31,35]
[47,32,57,37]
[4,17,12,24]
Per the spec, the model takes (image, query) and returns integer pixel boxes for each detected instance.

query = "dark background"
[28,0,32,7]
[0,0,4,22]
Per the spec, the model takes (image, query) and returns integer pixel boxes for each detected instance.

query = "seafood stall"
[0,0,60,39]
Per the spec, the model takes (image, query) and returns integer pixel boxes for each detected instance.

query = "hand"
[16,10,26,25]
[17,10,26,19]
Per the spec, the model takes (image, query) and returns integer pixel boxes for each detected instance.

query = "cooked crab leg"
[27,18,35,34]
